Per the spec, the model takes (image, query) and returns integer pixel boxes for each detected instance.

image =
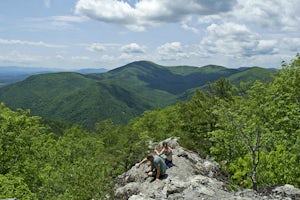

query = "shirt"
[153,155,167,175]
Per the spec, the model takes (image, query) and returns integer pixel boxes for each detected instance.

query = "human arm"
[135,157,148,168]
[155,148,165,156]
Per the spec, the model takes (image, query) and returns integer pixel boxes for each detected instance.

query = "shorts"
[165,159,173,168]
[151,169,165,179]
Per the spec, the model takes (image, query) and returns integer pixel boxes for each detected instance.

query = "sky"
[0,0,299,70]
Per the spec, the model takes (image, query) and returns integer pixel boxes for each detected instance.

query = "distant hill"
[0,66,107,87]
[227,66,276,85]
[75,68,108,74]
[0,61,277,129]
[0,66,57,87]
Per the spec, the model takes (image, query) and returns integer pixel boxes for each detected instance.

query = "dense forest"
[0,54,299,199]
[0,62,276,129]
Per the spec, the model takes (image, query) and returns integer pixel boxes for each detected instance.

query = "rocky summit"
[114,137,300,200]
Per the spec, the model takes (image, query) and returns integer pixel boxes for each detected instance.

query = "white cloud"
[75,0,237,31]
[119,53,134,60]
[49,15,87,23]
[87,43,107,52]
[46,15,87,30]
[157,42,183,54]
[71,56,90,60]
[55,55,65,60]
[2,0,298,70]
[25,15,87,31]
[121,43,146,54]
[181,21,199,34]
[100,55,115,62]
[0,38,65,48]
[0,51,46,64]
[75,0,136,25]
[200,22,278,57]
[232,0,300,32]
[280,38,300,52]
[250,40,279,56]
[157,42,189,61]
[198,15,221,24]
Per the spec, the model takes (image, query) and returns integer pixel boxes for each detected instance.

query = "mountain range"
[0,66,107,87]
[0,61,277,129]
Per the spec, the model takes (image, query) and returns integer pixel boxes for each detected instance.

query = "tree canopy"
[0,54,299,198]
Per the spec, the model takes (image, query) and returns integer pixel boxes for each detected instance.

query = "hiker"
[155,141,173,168]
[135,153,167,181]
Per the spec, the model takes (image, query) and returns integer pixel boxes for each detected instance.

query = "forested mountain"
[0,55,299,199]
[0,66,107,87]
[0,61,276,129]
[0,66,56,87]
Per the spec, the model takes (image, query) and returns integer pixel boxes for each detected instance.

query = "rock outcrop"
[115,137,300,200]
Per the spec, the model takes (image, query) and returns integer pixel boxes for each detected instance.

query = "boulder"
[115,137,300,200]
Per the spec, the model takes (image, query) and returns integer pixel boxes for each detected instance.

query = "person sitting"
[155,141,173,168]
[135,153,167,181]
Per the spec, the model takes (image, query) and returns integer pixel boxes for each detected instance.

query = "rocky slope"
[114,137,300,200]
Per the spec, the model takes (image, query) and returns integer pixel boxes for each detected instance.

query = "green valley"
[0,61,276,129]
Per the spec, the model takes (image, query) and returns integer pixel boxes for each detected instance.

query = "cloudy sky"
[0,0,299,70]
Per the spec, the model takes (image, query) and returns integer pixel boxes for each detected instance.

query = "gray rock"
[1,199,19,200]
[115,137,300,200]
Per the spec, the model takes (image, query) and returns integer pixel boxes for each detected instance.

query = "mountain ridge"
[0,61,277,128]
[0,66,108,86]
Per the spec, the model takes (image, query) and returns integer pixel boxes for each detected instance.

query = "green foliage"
[0,61,276,130]
[207,78,237,100]
[0,103,115,199]
[37,127,113,200]
[259,145,300,187]
[210,54,300,190]
[0,103,51,197]
[0,174,36,200]
[177,90,216,155]
[131,106,182,141]
[0,56,298,198]
[177,78,237,156]
[230,154,253,188]
[95,117,159,175]
[209,98,247,166]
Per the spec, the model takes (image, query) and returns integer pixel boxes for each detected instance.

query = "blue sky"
[0,0,299,70]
